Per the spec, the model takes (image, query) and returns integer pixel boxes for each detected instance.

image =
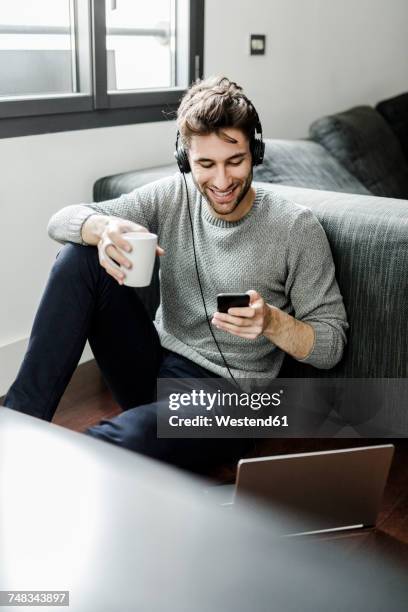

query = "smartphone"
[217,293,250,313]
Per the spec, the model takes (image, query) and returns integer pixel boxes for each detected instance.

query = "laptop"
[206,444,394,536]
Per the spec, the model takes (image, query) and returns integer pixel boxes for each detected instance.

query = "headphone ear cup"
[251,138,265,166]
[258,138,265,165]
[181,147,191,173]
[175,145,191,174]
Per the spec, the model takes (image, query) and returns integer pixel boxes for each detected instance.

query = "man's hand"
[81,215,164,285]
[211,289,315,360]
[211,290,273,340]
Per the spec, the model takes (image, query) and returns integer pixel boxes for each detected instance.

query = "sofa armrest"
[93,163,177,202]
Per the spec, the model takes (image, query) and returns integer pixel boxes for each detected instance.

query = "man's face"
[188,128,253,219]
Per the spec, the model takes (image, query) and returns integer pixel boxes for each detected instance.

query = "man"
[4,76,348,472]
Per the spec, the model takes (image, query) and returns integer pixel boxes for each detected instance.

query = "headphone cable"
[182,172,241,391]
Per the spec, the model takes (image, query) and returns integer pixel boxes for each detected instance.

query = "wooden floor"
[52,360,122,432]
[4,360,408,566]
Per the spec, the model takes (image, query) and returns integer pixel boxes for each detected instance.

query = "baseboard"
[0,337,94,397]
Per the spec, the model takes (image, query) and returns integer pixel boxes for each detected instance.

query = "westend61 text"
[169,415,289,427]
[168,389,283,411]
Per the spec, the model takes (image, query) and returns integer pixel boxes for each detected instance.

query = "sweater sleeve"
[284,207,348,370]
[47,174,179,245]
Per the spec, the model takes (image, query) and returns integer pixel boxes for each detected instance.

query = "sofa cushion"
[310,106,408,198]
[376,92,408,162]
[253,139,369,194]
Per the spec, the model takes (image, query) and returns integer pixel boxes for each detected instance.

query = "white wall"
[205,0,408,138]
[1,0,408,395]
[0,122,176,394]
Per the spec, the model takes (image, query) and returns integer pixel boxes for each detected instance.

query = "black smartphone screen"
[217,293,250,313]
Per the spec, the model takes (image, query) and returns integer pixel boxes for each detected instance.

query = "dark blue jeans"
[4,244,252,473]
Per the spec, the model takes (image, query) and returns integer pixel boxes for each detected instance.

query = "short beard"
[194,169,253,215]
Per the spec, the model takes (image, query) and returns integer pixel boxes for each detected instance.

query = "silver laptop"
[207,444,394,536]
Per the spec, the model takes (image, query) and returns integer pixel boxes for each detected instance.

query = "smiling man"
[4,76,348,473]
[190,129,254,218]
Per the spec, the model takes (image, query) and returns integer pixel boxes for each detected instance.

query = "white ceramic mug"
[108,231,158,287]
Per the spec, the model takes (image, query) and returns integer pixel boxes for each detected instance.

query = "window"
[0,0,92,117]
[0,0,204,138]
[106,0,180,91]
[0,0,78,97]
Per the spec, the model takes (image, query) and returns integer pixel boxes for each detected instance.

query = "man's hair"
[176,76,260,149]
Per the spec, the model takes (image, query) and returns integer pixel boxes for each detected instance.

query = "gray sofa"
[94,93,408,201]
[92,94,408,434]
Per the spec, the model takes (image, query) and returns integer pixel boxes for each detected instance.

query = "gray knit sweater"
[47,173,348,379]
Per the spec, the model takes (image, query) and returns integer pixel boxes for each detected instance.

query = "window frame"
[0,0,204,139]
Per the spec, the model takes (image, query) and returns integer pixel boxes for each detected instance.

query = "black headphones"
[174,109,265,173]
